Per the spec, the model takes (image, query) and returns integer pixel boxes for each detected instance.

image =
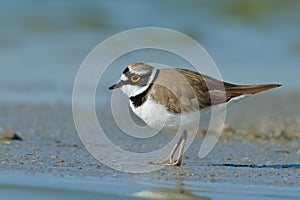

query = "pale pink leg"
[153,130,188,166]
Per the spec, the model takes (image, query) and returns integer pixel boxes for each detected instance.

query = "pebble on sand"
[0,132,23,141]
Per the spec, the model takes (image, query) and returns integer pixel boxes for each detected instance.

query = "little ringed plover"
[109,63,281,166]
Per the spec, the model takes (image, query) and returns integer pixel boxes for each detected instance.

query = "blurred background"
[0,0,299,105]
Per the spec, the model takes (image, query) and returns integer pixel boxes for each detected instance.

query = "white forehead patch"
[121,74,128,81]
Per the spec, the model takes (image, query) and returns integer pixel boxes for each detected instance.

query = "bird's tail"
[225,83,281,100]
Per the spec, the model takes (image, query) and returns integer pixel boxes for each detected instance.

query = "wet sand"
[0,93,299,199]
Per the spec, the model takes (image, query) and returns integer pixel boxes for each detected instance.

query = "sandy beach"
[1,1,300,198]
[0,93,299,189]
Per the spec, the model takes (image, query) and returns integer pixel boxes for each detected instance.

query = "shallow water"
[0,173,299,200]
[0,0,300,105]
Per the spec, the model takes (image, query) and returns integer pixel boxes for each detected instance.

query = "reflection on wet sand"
[133,181,210,200]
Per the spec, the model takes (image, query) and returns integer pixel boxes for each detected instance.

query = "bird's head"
[109,63,156,97]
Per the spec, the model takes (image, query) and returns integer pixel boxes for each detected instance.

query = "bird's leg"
[153,130,188,166]
[168,130,187,166]
[153,141,180,165]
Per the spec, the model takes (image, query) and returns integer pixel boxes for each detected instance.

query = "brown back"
[150,68,280,114]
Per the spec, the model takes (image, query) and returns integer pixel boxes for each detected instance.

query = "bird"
[109,63,281,166]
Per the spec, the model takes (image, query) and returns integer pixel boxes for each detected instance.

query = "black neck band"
[129,69,160,107]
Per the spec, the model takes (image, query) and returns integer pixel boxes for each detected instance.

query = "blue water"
[0,173,299,200]
[0,0,300,105]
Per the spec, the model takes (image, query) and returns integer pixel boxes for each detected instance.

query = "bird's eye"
[130,75,141,82]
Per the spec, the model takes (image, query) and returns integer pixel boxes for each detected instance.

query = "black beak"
[108,82,122,90]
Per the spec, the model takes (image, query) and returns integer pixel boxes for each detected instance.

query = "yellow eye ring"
[130,75,141,82]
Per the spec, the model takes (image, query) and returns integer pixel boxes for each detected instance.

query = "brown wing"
[150,68,280,114]
[151,68,220,114]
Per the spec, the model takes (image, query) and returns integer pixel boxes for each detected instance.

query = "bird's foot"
[150,130,187,167]
[151,157,172,165]
[152,158,182,166]
[165,159,182,166]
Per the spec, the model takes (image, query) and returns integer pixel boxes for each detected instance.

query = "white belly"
[130,96,201,132]
[129,90,249,132]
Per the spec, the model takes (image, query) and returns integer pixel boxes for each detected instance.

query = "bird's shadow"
[203,163,300,169]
